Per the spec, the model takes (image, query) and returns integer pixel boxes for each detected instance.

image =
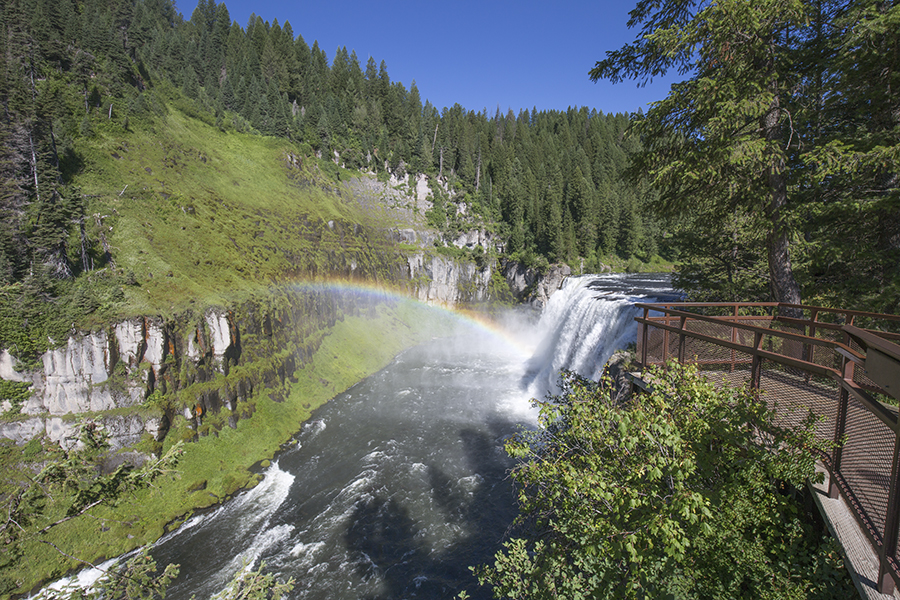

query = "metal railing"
[635,302,900,594]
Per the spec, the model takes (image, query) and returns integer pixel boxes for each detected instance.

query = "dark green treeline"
[0,0,662,294]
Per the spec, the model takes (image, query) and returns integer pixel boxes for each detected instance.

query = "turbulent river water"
[41,273,676,600]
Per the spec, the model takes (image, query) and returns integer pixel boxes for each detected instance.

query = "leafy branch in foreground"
[475,364,853,599]
[38,554,294,600]
[212,562,295,600]
[38,549,180,600]
[1,419,293,599]
[0,421,183,596]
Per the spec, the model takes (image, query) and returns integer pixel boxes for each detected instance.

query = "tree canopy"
[0,0,666,307]
[591,0,899,311]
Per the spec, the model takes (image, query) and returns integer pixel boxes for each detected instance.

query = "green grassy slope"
[75,108,394,317]
[1,98,416,363]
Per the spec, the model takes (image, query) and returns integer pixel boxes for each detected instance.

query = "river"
[41,273,676,599]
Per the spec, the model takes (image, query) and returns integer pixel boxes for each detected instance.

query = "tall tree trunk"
[762,98,802,310]
[28,131,39,202]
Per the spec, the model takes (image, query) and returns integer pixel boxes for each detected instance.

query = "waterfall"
[30,272,675,600]
[522,273,676,397]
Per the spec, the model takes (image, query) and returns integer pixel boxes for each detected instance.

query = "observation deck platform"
[631,302,900,599]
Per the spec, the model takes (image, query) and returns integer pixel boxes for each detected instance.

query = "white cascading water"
[523,273,676,397]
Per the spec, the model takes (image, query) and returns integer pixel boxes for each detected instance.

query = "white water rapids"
[36,273,675,600]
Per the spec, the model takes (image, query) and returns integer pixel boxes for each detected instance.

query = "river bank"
[3,298,453,598]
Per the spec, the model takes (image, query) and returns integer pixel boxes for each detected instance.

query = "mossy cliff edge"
[0,108,506,596]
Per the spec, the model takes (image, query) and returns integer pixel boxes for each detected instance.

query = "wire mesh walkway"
[635,302,900,596]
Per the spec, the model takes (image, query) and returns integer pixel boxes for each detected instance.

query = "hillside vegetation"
[0,0,673,363]
[0,98,414,359]
[76,102,400,313]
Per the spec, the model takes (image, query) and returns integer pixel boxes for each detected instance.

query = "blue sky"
[181,0,683,115]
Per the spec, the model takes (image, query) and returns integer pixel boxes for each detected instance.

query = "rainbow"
[285,278,536,357]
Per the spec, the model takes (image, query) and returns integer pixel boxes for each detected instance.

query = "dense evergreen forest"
[0,0,660,303]
[592,0,899,312]
[1,0,898,326]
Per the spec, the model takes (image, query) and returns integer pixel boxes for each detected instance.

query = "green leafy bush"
[475,364,852,599]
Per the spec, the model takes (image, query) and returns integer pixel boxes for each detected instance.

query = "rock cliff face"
[0,254,575,455]
[406,253,492,306]
[503,261,572,308]
[450,228,502,252]
[0,267,503,453]
[0,311,238,451]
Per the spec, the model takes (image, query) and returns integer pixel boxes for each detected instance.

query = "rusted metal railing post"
[803,309,820,383]
[663,317,670,369]
[678,315,687,364]
[830,331,858,499]
[731,304,739,372]
[640,306,649,370]
[750,331,764,391]
[806,309,819,361]
[829,368,851,500]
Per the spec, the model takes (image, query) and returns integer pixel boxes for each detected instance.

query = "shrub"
[475,364,852,599]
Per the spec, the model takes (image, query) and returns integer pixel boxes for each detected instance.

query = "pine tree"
[571,169,597,256]
[208,2,230,80]
[279,21,301,100]
[617,191,642,259]
[592,0,809,302]
[219,75,236,110]
[0,125,28,283]
[801,0,900,311]
[182,65,200,99]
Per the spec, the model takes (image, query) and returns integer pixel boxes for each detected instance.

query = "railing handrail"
[637,301,779,308]
[634,314,899,431]
[635,306,895,425]
[635,302,900,593]
[634,314,864,372]
[779,316,900,342]
[639,310,900,345]
[845,325,900,364]
[635,306,866,354]
[637,300,900,324]
[781,303,900,323]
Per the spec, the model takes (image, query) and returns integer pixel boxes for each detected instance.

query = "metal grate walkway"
[635,302,900,596]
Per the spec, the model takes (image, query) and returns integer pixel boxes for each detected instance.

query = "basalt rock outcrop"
[0,310,237,451]
[0,248,515,455]
[0,286,375,453]
[406,253,493,306]
[503,261,572,308]
[0,250,575,456]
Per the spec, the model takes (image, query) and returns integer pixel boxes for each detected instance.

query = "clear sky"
[180,0,683,116]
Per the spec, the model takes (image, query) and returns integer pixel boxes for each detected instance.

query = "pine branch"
[36,498,104,535]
